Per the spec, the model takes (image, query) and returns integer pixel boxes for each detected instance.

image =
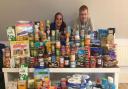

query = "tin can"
[66,42,70,46]
[30,41,35,48]
[51,30,55,36]
[66,32,70,43]
[80,60,85,68]
[70,54,75,62]
[80,40,85,47]
[51,53,56,62]
[66,45,70,55]
[48,56,51,62]
[80,29,85,39]
[61,78,67,88]
[96,55,103,68]
[70,61,76,68]
[4,47,11,58]
[85,57,90,68]
[15,57,20,68]
[90,56,96,68]
[85,46,90,58]
[56,41,61,49]
[51,30,56,41]
[56,49,60,56]
[38,58,44,67]
[55,30,60,41]
[54,61,59,68]
[64,56,70,68]
[85,35,91,46]
[56,56,60,62]
[20,57,27,65]
[60,56,64,68]
[66,38,70,43]
[75,30,79,35]
[51,44,55,52]
[61,46,65,56]
[75,40,80,47]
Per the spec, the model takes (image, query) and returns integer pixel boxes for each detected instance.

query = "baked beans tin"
[70,61,76,68]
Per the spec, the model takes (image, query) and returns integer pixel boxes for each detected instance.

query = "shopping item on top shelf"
[15,21,34,41]
[4,20,118,68]
[10,41,30,58]
[3,47,11,68]
[6,26,16,41]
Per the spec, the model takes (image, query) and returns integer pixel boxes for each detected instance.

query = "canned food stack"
[4,20,118,68]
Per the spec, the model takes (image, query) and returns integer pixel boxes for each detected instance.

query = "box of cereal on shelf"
[10,40,30,58]
[15,21,34,41]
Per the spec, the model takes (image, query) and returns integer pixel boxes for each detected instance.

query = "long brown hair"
[54,12,66,29]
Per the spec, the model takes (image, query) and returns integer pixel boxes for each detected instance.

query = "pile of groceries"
[7,68,116,89]
[3,20,118,68]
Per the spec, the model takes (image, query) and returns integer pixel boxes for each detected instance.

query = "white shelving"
[3,68,120,73]
[2,68,120,89]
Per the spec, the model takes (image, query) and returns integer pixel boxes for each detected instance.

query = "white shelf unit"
[3,68,120,89]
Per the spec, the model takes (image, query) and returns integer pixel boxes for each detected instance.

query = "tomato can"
[90,56,96,68]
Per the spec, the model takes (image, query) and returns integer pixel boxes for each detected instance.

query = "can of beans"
[60,56,64,68]
[70,61,76,68]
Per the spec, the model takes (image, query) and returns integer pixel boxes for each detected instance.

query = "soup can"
[70,61,76,68]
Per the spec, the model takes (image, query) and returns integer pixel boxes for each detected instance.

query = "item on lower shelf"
[6,69,116,89]
[34,68,50,89]
[19,64,28,80]
[18,80,27,89]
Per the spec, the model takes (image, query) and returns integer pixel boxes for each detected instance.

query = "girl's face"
[55,15,63,27]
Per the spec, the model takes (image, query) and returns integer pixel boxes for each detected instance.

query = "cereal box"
[10,40,30,58]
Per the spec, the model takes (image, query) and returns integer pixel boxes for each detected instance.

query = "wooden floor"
[119,83,128,89]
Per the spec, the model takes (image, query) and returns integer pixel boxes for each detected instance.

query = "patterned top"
[73,18,93,35]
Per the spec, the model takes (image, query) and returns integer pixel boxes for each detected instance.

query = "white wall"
[0,0,128,41]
